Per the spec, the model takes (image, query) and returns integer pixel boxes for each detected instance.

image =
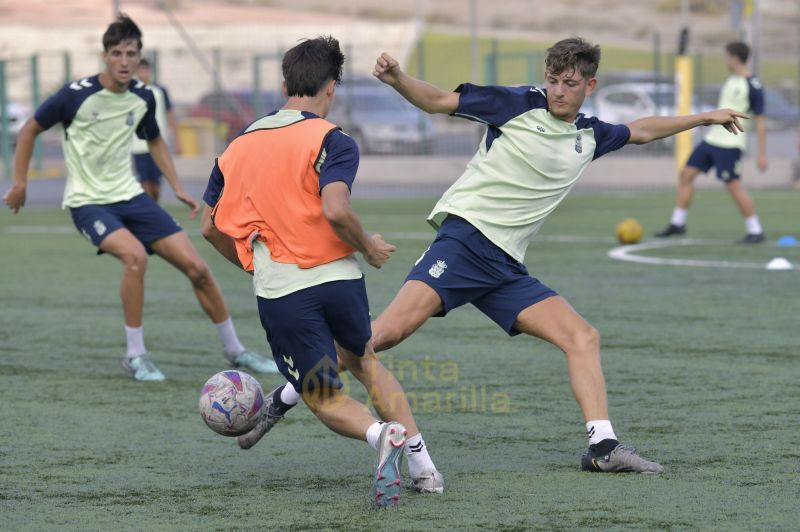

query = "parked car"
[189,81,434,154]
[328,78,434,155]
[1,100,30,144]
[187,90,284,141]
[593,82,714,125]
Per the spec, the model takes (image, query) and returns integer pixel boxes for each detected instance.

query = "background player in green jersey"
[656,41,768,243]
[131,57,181,203]
[3,15,276,381]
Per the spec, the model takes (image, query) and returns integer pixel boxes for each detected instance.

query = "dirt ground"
[0,0,797,57]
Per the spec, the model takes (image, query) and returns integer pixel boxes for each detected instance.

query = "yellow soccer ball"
[615,218,643,244]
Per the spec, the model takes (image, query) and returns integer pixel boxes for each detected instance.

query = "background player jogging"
[365,36,748,474]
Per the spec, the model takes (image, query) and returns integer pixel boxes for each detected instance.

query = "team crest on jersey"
[575,133,583,154]
[536,125,545,133]
[91,111,100,122]
[428,260,447,279]
[93,220,107,236]
[126,112,134,126]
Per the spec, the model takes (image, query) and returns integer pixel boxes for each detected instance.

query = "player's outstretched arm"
[148,135,199,218]
[321,181,395,269]
[627,108,749,145]
[3,118,44,213]
[373,53,459,115]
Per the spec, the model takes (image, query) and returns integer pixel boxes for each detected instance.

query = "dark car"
[328,78,434,155]
[188,90,284,141]
[189,82,434,154]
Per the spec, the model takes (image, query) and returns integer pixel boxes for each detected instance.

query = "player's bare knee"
[679,168,696,185]
[565,325,600,355]
[120,250,148,275]
[185,260,212,287]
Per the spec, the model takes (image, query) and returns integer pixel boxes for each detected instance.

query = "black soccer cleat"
[654,223,686,238]
[737,232,765,244]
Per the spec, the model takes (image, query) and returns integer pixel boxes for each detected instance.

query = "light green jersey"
[34,75,160,208]
[429,84,631,262]
[704,75,764,150]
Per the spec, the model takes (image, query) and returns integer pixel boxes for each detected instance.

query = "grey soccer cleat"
[373,422,407,508]
[236,386,284,450]
[411,469,445,494]
[581,443,664,474]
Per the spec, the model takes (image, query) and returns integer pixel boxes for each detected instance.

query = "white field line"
[608,238,794,271]
[6,226,793,272]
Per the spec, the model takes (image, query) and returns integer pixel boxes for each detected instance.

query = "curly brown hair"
[545,37,601,79]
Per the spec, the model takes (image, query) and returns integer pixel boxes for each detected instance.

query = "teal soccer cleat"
[373,422,407,508]
[226,350,279,374]
[123,354,166,381]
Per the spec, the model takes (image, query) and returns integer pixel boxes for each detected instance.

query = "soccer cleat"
[654,223,686,238]
[581,442,664,474]
[373,422,407,508]
[236,386,285,450]
[411,469,445,494]
[225,350,279,374]
[738,232,765,244]
[122,354,165,381]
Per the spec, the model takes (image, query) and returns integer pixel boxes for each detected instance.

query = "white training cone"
[765,257,793,271]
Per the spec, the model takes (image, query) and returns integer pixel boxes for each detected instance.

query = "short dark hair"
[282,36,344,97]
[725,41,750,63]
[102,14,142,51]
[545,37,601,79]
[138,58,150,68]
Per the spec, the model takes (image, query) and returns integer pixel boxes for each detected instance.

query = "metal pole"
[63,51,72,84]
[0,61,11,181]
[113,0,120,17]
[752,0,761,76]
[31,54,42,171]
[469,0,478,83]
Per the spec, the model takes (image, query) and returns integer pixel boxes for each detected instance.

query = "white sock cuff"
[671,208,688,226]
[366,421,384,450]
[214,317,245,356]
[280,383,300,406]
[404,433,423,456]
[586,420,617,445]
[125,325,146,359]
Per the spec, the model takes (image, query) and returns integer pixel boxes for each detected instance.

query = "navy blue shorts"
[133,153,162,184]
[256,277,372,393]
[686,141,743,182]
[69,193,182,254]
[406,216,557,335]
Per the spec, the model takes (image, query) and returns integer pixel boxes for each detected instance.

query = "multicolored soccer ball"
[615,218,643,244]
[199,370,264,436]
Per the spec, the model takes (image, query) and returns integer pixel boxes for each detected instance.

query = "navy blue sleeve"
[576,115,631,160]
[318,129,359,192]
[748,77,765,115]
[160,84,174,111]
[203,159,225,207]
[453,83,547,127]
[133,87,160,141]
[34,85,71,130]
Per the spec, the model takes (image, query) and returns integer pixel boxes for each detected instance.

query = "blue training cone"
[776,236,798,247]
